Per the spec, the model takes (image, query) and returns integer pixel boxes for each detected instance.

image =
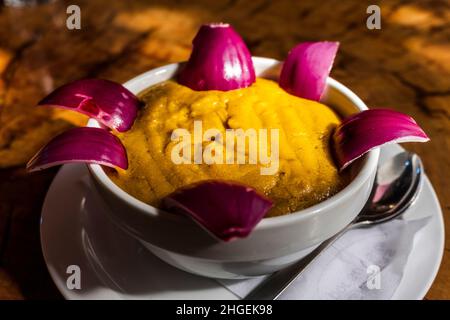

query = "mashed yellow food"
[108,78,348,217]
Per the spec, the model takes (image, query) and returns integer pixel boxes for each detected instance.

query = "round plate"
[40,144,444,300]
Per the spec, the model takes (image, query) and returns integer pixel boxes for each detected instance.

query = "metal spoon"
[244,151,423,300]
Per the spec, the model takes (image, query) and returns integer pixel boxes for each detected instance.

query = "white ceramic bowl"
[87,57,379,279]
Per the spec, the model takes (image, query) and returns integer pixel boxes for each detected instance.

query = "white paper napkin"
[218,217,430,300]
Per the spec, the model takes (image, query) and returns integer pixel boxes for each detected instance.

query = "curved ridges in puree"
[109,79,349,217]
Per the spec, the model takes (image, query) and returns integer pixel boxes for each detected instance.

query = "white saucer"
[40,144,445,300]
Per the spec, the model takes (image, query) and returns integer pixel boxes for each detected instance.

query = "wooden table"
[0,0,448,299]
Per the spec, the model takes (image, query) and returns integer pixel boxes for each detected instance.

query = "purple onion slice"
[163,180,273,241]
[27,127,128,171]
[39,78,140,132]
[333,109,429,170]
[178,23,256,91]
[279,41,339,101]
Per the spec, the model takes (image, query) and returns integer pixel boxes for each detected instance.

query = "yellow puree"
[109,78,348,217]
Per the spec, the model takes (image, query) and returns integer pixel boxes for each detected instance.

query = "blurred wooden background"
[0,0,448,299]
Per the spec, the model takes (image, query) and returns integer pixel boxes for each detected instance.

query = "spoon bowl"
[356,152,423,225]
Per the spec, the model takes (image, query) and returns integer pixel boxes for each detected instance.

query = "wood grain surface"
[0,0,448,299]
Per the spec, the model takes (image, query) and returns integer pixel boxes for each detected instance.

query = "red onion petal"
[333,109,429,170]
[39,79,140,132]
[27,127,128,171]
[279,41,339,101]
[178,23,256,91]
[163,181,273,241]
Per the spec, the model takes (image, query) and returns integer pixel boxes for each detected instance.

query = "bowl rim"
[87,57,379,230]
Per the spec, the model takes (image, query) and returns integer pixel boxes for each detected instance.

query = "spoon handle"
[243,224,351,300]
